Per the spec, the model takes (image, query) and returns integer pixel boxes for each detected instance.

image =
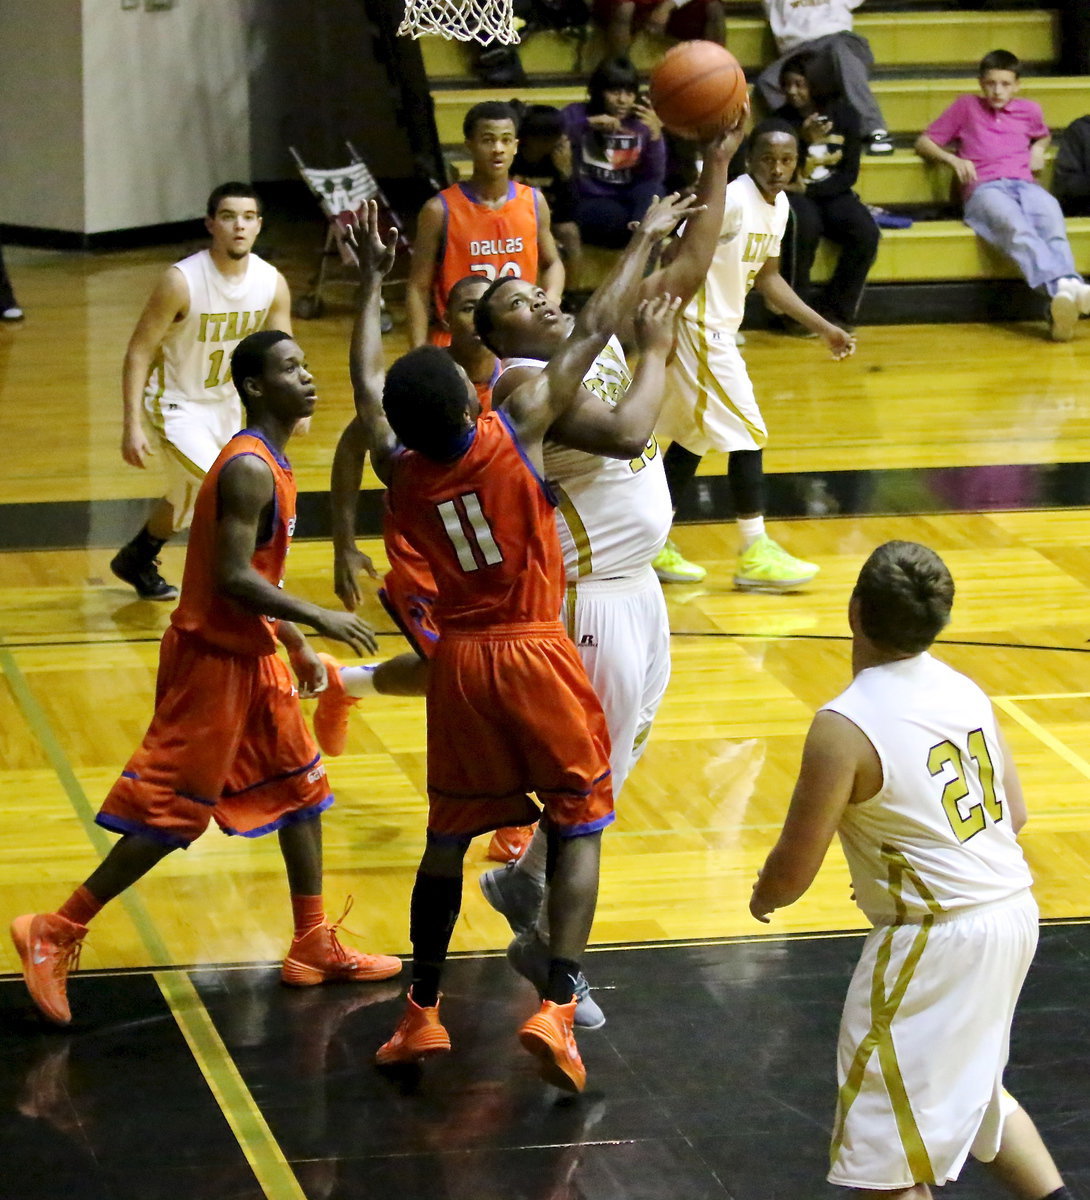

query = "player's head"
[588,56,639,120]
[850,541,954,656]
[443,275,493,361]
[231,330,315,424]
[978,50,1021,110]
[518,104,565,157]
[205,182,263,261]
[383,345,480,461]
[474,277,564,359]
[779,50,838,109]
[747,119,799,202]
[463,101,519,177]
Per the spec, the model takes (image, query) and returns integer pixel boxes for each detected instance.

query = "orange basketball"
[649,41,748,140]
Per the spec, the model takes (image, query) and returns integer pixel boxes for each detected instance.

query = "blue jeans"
[964,178,1080,296]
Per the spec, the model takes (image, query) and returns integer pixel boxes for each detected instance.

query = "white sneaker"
[1,306,24,322]
[1070,278,1090,316]
[1050,280,1078,342]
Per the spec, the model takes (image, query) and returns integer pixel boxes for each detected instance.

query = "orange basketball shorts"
[379,558,440,661]
[98,627,331,847]
[425,622,614,841]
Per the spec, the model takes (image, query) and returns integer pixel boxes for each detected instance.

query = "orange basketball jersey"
[433,181,540,325]
[172,429,295,655]
[386,411,562,632]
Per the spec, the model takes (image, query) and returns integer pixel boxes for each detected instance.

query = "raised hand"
[633,293,683,357]
[705,100,751,162]
[635,191,707,242]
[342,199,398,281]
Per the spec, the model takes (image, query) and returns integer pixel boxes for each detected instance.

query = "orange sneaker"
[313,653,358,757]
[281,898,402,986]
[486,825,534,863]
[10,912,87,1026]
[518,997,585,1093]
[375,992,451,1065]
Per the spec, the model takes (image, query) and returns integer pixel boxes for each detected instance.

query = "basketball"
[648,41,748,140]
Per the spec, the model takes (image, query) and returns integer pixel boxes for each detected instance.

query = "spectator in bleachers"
[511,104,583,283]
[916,49,1090,342]
[1052,115,1090,217]
[756,1,893,156]
[0,242,23,321]
[562,56,667,248]
[774,50,879,332]
[595,0,726,60]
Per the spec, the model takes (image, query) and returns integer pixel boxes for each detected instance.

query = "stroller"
[289,142,409,322]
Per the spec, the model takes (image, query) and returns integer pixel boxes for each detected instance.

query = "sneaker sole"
[10,915,71,1026]
[654,568,707,584]
[480,873,538,934]
[733,574,817,593]
[281,957,403,986]
[1051,293,1078,342]
[109,558,179,602]
[575,994,606,1030]
[519,1025,585,1093]
[375,1029,452,1065]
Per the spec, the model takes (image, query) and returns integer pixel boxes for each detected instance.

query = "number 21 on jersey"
[927,728,1003,842]
[438,493,503,571]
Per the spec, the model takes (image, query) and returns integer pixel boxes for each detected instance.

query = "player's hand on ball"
[706,101,750,162]
[315,608,379,656]
[334,543,377,611]
[634,293,683,356]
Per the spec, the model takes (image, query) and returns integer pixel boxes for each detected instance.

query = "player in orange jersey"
[10,330,401,1028]
[347,196,693,1092]
[407,100,565,349]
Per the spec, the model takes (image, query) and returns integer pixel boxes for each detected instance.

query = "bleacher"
[414,3,1090,323]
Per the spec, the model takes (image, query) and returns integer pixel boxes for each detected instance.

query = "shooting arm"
[349,265,397,487]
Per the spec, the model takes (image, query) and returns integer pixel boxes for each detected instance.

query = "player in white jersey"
[751,541,1069,1200]
[112,182,292,600]
[652,119,856,592]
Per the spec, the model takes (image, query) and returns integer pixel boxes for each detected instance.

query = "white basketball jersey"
[824,653,1033,924]
[679,173,788,337]
[499,337,672,581]
[145,249,279,408]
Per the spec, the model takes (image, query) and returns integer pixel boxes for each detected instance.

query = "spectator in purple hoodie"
[562,56,667,248]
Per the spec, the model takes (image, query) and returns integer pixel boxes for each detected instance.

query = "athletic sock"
[128,524,167,562]
[737,515,765,549]
[58,885,104,927]
[341,664,378,698]
[291,893,325,939]
[409,871,463,1008]
[545,956,582,1005]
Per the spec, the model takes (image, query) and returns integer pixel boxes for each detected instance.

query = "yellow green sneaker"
[734,535,818,592]
[652,538,706,583]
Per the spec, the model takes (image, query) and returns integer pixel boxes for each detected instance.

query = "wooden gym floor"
[1,238,1089,1198]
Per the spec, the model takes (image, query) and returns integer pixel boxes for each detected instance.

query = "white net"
[397,0,519,44]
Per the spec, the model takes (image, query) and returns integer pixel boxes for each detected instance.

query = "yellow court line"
[0,641,303,1200]
[993,697,1090,782]
[155,971,306,1200]
[996,693,1090,702]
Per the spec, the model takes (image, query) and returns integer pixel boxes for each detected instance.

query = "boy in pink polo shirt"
[916,49,1090,342]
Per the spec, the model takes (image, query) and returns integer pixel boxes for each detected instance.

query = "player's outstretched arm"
[640,109,749,309]
[753,258,856,360]
[505,192,702,457]
[121,266,189,469]
[214,453,378,655]
[330,416,378,612]
[548,294,683,458]
[750,710,861,922]
[345,202,400,486]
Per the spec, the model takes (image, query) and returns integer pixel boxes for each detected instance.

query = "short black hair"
[979,49,1020,78]
[779,49,839,104]
[231,329,293,411]
[587,56,640,117]
[473,276,522,355]
[852,541,954,655]
[463,100,519,140]
[206,181,262,219]
[519,104,565,141]
[779,50,818,89]
[383,346,473,460]
[448,273,491,309]
[748,118,799,157]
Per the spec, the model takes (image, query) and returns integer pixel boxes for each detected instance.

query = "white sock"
[738,516,765,549]
[340,664,378,698]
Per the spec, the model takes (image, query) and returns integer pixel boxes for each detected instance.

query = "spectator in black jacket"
[1052,115,1090,217]
[773,50,879,330]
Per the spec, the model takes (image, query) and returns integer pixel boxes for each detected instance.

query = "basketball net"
[398,0,519,44]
